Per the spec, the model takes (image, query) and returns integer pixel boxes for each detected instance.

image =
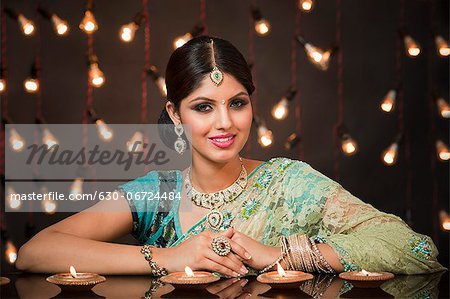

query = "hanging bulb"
[95,119,114,142]
[298,0,314,12]
[18,14,35,36]
[127,130,144,152]
[79,10,98,34]
[173,32,193,49]
[341,134,358,156]
[382,142,398,166]
[436,140,450,161]
[24,78,39,93]
[70,177,84,197]
[0,78,6,93]
[88,63,105,87]
[435,36,450,57]
[7,186,21,210]
[9,128,25,152]
[439,210,450,231]
[148,66,167,97]
[51,14,69,36]
[5,240,17,264]
[119,22,138,42]
[404,35,421,57]
[380,89,397,113]
[305,43,331,71]
[436,97,450,118]
[254,19,271,36]
[40,186,57,214]
[42,128,59,150]
[284,133,301,150]
[257,125,273,147]
[272,97,289,120]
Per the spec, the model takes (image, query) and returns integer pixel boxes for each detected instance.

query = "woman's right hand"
[160,228,251,277]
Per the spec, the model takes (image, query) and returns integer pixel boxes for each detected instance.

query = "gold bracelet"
[140,244,168,276]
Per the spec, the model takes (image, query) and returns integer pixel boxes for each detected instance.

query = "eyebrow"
[188,91,249,104]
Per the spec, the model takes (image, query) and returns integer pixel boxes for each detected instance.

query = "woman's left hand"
[230,230,282,271]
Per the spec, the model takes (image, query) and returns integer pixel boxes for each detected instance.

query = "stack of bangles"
[260,234,335,274]
[140,244,168,276]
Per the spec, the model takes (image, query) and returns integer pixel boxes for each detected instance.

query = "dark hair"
[158,36,255,151]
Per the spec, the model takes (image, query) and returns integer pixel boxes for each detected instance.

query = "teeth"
[212,136,233,142]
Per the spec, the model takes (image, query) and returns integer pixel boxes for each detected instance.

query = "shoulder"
[117,169,182,192]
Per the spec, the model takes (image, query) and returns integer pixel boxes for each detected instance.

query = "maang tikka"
[209,39,224,86]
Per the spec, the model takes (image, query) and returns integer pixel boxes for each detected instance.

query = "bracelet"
[259,250,287,274]
[140,244,169,276]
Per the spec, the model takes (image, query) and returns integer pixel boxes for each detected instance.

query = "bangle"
[140,244,169,276]
[259,249,287,274]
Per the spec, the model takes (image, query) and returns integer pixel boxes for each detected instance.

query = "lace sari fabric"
[117,157,445,274]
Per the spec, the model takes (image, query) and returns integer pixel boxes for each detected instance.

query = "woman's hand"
[162,228,251,277]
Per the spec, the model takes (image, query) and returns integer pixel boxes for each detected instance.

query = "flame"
[184,266,195,277]
[70,265,78,278]
[276,262,286,277]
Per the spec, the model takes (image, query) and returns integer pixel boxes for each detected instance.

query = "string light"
[271,89,297,120]
[5,240,17,264]
[8,128,25,152]
[298,0,314,12]
[70,177,84,197]
[251,6,271,36]
[147,66,167,97]
[40,186,57,214]
[380,89,397,113]
[257,125,273,147]
[436,96,450,118]
[88,55,105,88]
[95,119,114,142]
[340,134,358,156]
[24,63,39,93]
[403,35,421,57]
[5,8,35,36]
[436,140,450,161]
[284,133,301,150]
[435,35,450,57]
[0,78,6,93]
[173,24,204,49]
[79,2,98,35]
[296,35,335,71]
[439,210,450,231]
[42,128,59,150]
[38,7,69,36]
[119,13,145,43]
[7,186,21,210]
[127,130,144,152]
[382,142,399,166]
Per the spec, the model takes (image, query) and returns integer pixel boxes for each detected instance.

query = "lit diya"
[160,266,220,290]
[257,262,314,289]
[339,269,394,288]
[46,265,106,291]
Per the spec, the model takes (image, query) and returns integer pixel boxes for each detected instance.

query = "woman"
[16,36,445,277]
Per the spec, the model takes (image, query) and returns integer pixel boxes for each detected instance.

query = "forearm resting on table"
[15,231,172,275]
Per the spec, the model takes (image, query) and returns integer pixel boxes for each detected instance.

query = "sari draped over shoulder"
[117,157,445,274]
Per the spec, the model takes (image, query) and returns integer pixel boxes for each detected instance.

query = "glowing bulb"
[439,210,450,231]
[127,130,144,152]
[96,119,114,142]
[119,22,138,42]
[0,78,6,93]
[272,97,289,120]
[435,36,450,57]
[18,14,35,36]
[79,10,98,34]
[51,14,69,36]
[341,135,358,155]
[258,125,273,147]
[42,128,59,150]
[70,178,83,197]
[9,128,25,152]
[436,98,450,118]
[404,35,421,57]
[298,0,313,12]
[156,76,167,97]
[40,186,57,214]
[24,78,39,93]
[284,133,300,150]
[7,186,21,210]
[436,140,450,161]
[5,240,17,264]
[254,19,271,36]
[380,89,396,113]
[173,32,193,49]
[304,43,331,71]
[89,63,105,87]
[382,143,398,166]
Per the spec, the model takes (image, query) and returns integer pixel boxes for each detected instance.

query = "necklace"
[184,157,248,231]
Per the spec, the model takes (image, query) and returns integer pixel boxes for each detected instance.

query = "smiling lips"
[208,134,236,149]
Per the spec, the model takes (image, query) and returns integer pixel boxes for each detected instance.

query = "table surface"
[1,271,448,298]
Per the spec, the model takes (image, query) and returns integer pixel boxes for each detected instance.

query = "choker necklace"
[184,157,248,231]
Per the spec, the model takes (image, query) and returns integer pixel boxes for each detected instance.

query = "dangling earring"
[174,123,187,155]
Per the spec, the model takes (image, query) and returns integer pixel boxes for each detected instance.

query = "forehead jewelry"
[221,100,225,105]
[209,39,224,86]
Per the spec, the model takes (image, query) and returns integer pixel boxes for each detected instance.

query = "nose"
[215,105,233,131]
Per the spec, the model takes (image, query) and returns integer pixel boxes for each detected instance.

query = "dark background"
[1,0,448,272]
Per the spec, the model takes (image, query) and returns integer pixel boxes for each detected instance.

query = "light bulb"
[5,240,17,264]
[7,186,21,210]
[435,36,450,57]
[304,43,331,71]
[380,89,396,113]
[439,210,450,231]
[18,14,35,36]
[404,35,421,57]
[341,135,358,156]
[89,63,105,87]
[51,14,69,36]
[436,97,450,118]
[173,32,192,49]
[436,140,450,161]
[119,22,138,42]
[284,133,300,150]
[258,125,273,147]
[40,186,57,214]
[79,10,98,34]
[70,177,83,197]
[9,128,25,152]
[382,142,398,166]
[42,128,59,150]
[0,78,6,93]
[272,97,289,120]
[156,76,167,97]
[254,19,271,36]
[127,130,144,152]
[96,119,113,142]
[298,0,313,12]
[24,78,39,93]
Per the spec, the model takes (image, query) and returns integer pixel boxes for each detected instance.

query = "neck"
[189,154,242,193]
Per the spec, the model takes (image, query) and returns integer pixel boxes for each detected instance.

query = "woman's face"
[175,73,253,163]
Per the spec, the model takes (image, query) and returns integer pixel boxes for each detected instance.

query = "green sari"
[118,157,445,274]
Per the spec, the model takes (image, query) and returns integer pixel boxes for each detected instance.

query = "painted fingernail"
[245,252,252,259]
[240,266,248,274]
[240,279,248,287]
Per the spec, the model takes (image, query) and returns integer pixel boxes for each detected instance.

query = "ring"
[211,236,231,256]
